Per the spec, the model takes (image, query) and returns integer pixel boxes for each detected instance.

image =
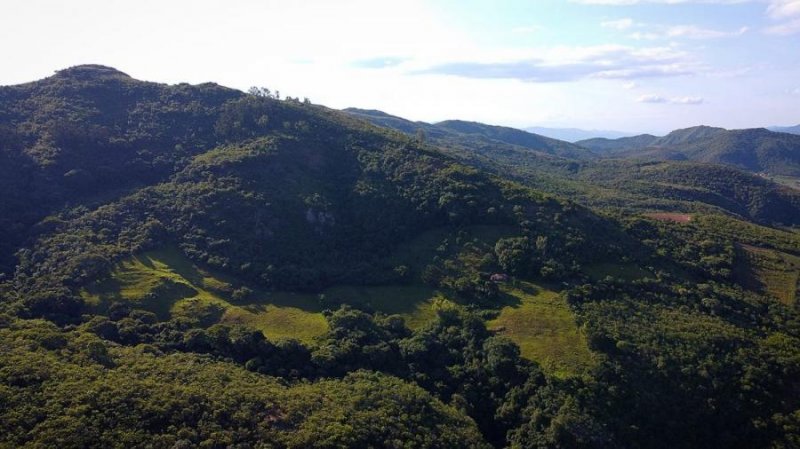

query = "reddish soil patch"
[644,212,692,223]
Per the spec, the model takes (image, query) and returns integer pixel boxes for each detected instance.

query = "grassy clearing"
[81,247,443,342]
[80,225,596,366]
[644,212,692,223]
[325,284,440,330]
[488,281,594,378]
[82,247,328,342]
[734,244,800,305]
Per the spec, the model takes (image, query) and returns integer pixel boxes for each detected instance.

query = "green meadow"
[81,247,443,343]
[81,244,593,377]
[489,282,595,378]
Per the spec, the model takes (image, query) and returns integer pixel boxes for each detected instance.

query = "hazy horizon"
[2,0,798,134]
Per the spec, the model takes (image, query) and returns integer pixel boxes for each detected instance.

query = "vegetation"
[487,282,595,378]
[349,110,800,227]
[579,125,800,177]
[1,65,800,448]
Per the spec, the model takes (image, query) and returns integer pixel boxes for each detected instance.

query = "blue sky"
[1,0,798,133]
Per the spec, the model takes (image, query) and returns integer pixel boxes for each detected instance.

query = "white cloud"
[623,81,639,89]
[602,18,635,30]
[637,94,704,104]
[415,44,698,82]
[767,0,800,18]
[672,96,704,104]
[629,32,662,39]
[765,0,800,34]
[637,94,668,103]
[628,24,748,39]
[666,25,749,38]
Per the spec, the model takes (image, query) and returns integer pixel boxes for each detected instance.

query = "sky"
[1,0,798,134]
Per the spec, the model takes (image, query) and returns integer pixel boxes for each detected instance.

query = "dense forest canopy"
[1,65,800,449]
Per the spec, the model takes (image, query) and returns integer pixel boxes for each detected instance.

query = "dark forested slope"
[0,65,242,274]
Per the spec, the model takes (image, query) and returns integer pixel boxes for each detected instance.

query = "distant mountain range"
[577,126,800,176]
[344,109,800,224]
[769,124,800,135]
[343,108,594,160]
[345,108,800,179]
[524,126,635,142]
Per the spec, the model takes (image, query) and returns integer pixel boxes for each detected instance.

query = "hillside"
[576,126,726,154]
[653,125,727,146]
[677,128,800,175]
[344,109,800,226]
[578,125,800,177]
[576,133,660,154]
[345,108,594,160]
[434,119,593,159]
[0,64,243,274]
[2,66,800,449]
[571,160,800,224]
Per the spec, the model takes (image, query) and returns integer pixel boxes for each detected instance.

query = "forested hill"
[345,108,800,226]
[344,107,593,160]
[2,66,800,449]
[578,125,800,176]
[1,65,619,287]
[574,133,660,154]
[0,64,243,273]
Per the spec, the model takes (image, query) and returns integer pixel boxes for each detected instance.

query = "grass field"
[734,244,800,305]
[82,247,442,342]
[81,227,595,374]
[488,281,594,378]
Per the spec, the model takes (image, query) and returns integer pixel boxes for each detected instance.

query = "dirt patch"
[644,212,692,223]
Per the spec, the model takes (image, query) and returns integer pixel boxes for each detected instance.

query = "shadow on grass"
[144,249,205,286]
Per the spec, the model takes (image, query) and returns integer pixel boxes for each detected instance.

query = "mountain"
[653,125,727,146]
[4,68,617,291]
[525,126,634,142]
[576,134,660,154]
[769,124,800,135]
[576,126,726,153]
[346,109,800,225]
[1,65,629,448]
[0,64,242,274]
[344,108,594,160]
[3,66,800,449]
[578,125,800,176]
